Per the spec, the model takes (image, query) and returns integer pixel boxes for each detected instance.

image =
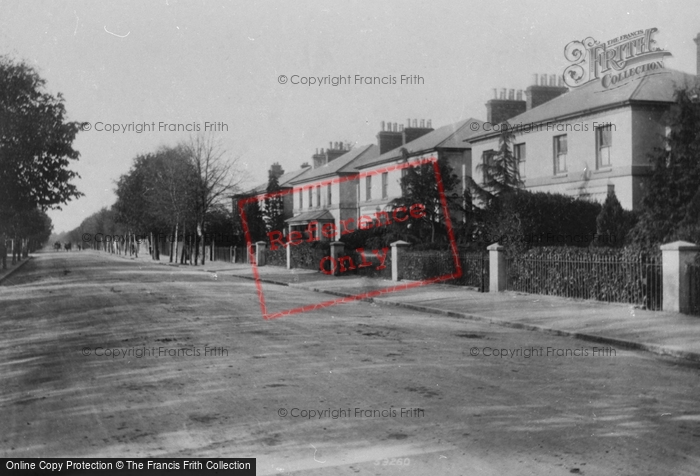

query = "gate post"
[255,241,267,266]
[487,243,506,292]
[390,240,411,281]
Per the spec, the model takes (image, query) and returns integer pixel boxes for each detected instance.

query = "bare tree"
[183,132,247,265]
[148,145,198,262]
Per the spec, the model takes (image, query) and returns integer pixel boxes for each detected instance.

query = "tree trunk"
[11,237,17,264]
[172,223,179,264]
[180,222,186,264]
[199,222,205,266]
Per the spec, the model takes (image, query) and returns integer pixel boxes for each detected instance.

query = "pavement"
[37,249,700,362]
[0,255,32,285]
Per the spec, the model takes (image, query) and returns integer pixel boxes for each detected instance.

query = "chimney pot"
[407,118,411,128]
[493,88,498,99]
[420,119,425,128]
[540,74,547,86]
[413,119,417,127]
[508,89,515,100]
[427,119,432,128]
[500,88,506,99]
[549,74,556,86]
[533,74,538,86]
[320,148,324,154]
[381,120,385,131]
[516,90,523,100]
[399,124,404,132]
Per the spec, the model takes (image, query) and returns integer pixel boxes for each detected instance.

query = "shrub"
[481,189,601,255]
[592,190,638,247]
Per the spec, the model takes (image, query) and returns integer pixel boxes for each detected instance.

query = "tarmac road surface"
[1,251,699,475]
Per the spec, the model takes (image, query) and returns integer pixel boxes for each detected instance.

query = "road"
[1,251,699,475]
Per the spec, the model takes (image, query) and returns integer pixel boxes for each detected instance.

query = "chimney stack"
[486,86,527,125]
[378,119,434,154]
[313,141,347,168]
[525,73,568,110]
[403,118,434,144]
[377,120,404,154]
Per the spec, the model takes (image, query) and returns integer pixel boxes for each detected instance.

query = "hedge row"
[264,246,286,267]
[506,246,662,309]
[289,241,329,271]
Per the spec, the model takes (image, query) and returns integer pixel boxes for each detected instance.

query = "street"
[1,251,699,475]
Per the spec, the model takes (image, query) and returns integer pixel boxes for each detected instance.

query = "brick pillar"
[390,240,411,281]
[487,243,506,292]
[255,241,267,266]
[660,241,700,313]
[330,241,345,276]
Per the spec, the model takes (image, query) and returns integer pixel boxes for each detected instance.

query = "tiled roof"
[353,118,483,169]
[469,69,697,142]
[289,144,379,184]
[278,167,313,187]
[238,166,311,196]
[285,209,334,223]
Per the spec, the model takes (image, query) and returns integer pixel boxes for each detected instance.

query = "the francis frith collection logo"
[563,27,672,89]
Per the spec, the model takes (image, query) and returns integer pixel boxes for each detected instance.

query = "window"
[308,188,313,208]
[299,189,303,209]
[514,143,526,178]
[327,184,332,205]
[381,172,388,199]
[553,135,567,174]
[596,125,612,168]
[366,176,372,201]
[316,185,321,207]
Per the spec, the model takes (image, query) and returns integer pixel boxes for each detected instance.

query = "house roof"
[353,118,483,169]
[289,144,379,184]
[285,209,335,224]
[237,166,311,197]
[469,68,697,142]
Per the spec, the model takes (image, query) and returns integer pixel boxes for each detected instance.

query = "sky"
[1,0,699,233]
